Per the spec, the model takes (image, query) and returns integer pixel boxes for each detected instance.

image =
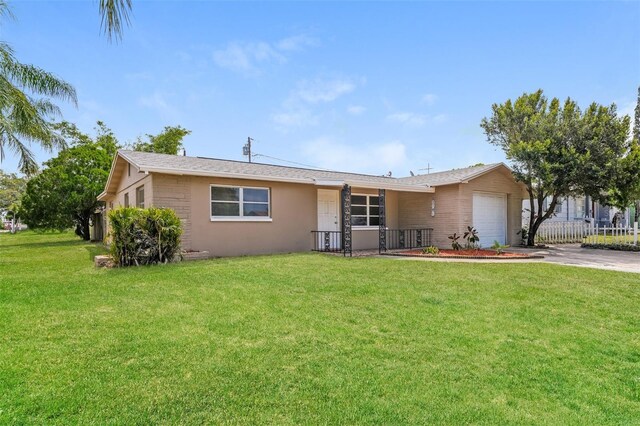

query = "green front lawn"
[1,232,639,424]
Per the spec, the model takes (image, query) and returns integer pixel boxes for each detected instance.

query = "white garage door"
[472,192,507,247]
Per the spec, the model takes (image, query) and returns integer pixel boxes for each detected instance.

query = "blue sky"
[2,0,639,176]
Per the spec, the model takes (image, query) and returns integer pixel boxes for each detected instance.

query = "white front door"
[472,192,507,247]
[317,189,340,231]
[317,189,340,249]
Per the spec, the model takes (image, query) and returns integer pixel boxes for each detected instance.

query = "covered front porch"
[311,184,435,256]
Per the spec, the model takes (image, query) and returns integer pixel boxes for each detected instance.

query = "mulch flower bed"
[387,249,543,260]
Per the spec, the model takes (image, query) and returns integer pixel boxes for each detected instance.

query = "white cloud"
[272,77,360,131]
[276,35,319,51]
[213,41,285,74]
[213,34,318,75]
[294,78,356,104]
[271,109,319,131]
[421,93,438,105]
[386,112,429,127]
[302,137,408,175]
[433,113,448,123]
[347,105,366,115]
[386,111,448,127]
[138,92,179,119]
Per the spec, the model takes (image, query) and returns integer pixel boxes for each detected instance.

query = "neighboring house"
[98,151,527,256]
[523,196,633,227]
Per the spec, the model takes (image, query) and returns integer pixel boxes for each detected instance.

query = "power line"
[252,153,334,171]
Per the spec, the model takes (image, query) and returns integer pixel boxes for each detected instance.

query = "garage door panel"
[473,192,507,247]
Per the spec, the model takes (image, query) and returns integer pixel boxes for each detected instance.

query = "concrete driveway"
[508,244,640,274]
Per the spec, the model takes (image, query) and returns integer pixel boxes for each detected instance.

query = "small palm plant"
[448,233,462,251]
[491,240,510,255]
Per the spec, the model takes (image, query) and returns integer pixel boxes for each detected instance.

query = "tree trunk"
[526,188,536,246]
[75,213,91,241]
[527,195,560,246]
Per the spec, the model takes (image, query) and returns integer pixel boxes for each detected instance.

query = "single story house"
[98,150,527,256]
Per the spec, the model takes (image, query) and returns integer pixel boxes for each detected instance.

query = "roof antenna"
[418,163,433,174]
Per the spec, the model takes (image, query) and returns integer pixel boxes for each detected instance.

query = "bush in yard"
[463,226,480,249]
[108,207,182,266]
[581,243,640,252]
[422,246,440,255]
[491,240,510,255]
[448,233,462,251]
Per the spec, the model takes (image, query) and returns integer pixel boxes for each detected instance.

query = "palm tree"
[0,2,77,175]
[99,0,133,41]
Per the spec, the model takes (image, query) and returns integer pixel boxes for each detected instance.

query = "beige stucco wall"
[112,163,152,208]
[398,168,526,248]
[149,175,402,255]
[153,174,192,250]
[458,169,526,247]
[102,164,152,241]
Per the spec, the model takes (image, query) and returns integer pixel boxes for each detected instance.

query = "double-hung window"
[574,197,586,219]
[351,194,380,227]
[211,185,270,221]
[136,186,145,208]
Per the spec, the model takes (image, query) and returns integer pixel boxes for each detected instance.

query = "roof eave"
[135,166,433,192]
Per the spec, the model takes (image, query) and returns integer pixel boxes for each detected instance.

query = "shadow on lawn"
[85,244,107,260]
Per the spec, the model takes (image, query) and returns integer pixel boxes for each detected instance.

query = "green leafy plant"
[463,226,480,249]
[491,240,510,255]
[422,246,440,255]
[108,207,182,266]
[517,227,529,246]
[448,233,462,251]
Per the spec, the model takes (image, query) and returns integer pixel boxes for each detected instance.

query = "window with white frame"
[136,186,145,208]
[351,194,380,227]
[210,185,270,220]
[574,197,585,219]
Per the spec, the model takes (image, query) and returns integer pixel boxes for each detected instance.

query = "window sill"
[352,226,382,231]
[211,217,272,222]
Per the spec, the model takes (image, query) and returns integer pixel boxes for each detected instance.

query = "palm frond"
[99,0,132,42]
[0,123,38,175]
[0,59,77,105]
[0,1,15,21]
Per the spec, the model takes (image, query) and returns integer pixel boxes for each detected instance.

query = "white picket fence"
[535,221,639,246]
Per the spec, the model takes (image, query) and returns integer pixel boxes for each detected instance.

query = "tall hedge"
[108,207,182,266]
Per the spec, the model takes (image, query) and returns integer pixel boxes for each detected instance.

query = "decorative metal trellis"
[341,184,352,256]
[378,189,386,253]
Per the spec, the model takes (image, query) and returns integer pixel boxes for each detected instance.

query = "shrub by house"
[108,207,182,266]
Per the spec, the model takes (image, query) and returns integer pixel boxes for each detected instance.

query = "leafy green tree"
[480,90,635,245]
[610,87,640,223]
[0,169,26,212]
[20,122,119,240]
[0,1,77,175]
[632,87,640,223]
[132,125,191,155]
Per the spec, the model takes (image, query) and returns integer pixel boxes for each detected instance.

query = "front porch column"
[379,189,386,253]
[341,184,352,256]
